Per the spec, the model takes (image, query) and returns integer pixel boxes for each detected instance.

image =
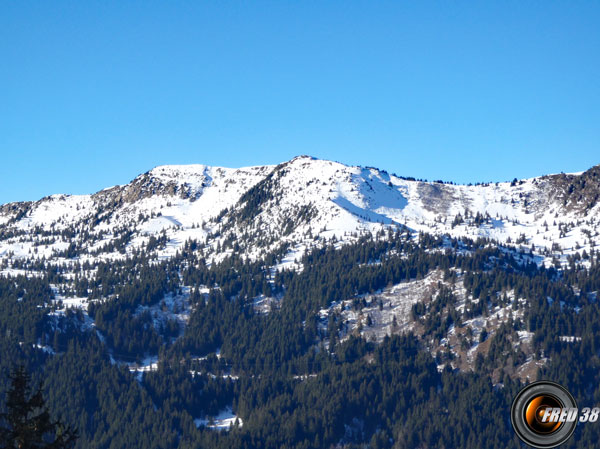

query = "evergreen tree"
[0,366,77,449]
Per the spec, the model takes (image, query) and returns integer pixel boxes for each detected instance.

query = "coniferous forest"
[2,221,600,448]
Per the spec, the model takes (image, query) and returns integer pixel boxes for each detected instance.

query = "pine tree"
[0,366,77,449]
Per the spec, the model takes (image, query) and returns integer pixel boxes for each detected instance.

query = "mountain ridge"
[1,156,599,269]
[4,155,599,206]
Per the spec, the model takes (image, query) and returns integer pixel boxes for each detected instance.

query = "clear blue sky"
[1,1,599,204]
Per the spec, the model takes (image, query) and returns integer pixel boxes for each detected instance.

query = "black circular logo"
[511,381,578,448]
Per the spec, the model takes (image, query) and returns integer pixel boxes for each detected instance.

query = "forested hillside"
[2,158,600,448]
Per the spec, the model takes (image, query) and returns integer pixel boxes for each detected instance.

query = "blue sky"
[1,1,598,204]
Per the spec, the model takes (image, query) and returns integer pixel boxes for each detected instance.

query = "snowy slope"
[0,156,599,270]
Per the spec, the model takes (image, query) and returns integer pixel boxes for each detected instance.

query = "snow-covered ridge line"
[0,156,599,269]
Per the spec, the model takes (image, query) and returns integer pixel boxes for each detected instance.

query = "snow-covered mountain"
[3,155,600,381]
[1,155,599,272]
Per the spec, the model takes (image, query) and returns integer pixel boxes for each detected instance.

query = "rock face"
[541,165,600,213]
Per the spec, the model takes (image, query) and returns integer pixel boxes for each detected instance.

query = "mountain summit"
[1,157,598,268]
